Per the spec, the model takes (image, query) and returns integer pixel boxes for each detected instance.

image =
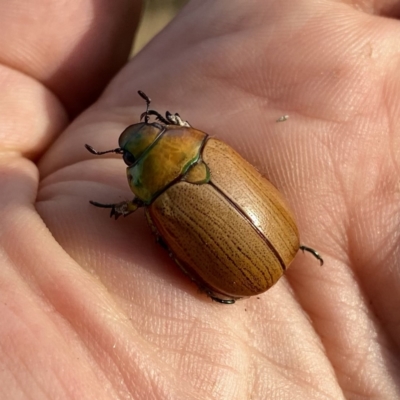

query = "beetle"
[85,91,323,304]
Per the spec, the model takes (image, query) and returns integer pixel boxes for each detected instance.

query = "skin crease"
[0,0,400,398]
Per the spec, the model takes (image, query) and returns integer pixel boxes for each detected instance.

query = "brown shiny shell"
[147,138,300,299]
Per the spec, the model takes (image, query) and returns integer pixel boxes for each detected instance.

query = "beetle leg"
[205,288,241,305]
[165,111,191,127]
[155,236,169,251]
[299,245,324,266]
[142,109,191,127]
[89,199,142,220]
[85,144,123,156]
[209,295,236,305]
[145,110,170,124]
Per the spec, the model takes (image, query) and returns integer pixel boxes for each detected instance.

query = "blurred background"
[132,0,188,55]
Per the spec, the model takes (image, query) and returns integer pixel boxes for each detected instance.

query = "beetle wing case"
[147,138,300,300]
[203,138,300,267]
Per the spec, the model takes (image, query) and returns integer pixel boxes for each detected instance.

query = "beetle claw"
[142,108,191,127]
[300,245,324,266]
[137,92,191,127]
[165,111,191,127]
[89,200,140,219]
[109,207,120,220]
[146,110,169,124]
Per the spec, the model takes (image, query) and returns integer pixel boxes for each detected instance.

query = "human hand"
[1,0,400,399]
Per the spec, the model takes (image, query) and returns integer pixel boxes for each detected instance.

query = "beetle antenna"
[85,144,123,155]
[138,90,151,123]
[299,245,324,266]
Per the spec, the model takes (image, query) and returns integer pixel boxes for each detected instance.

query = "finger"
[0,0,141,117]
[0,156,194,399]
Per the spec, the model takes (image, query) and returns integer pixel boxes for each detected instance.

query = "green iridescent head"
[85,91,209,206]
[119,121,207,204]
[118,122,164,168]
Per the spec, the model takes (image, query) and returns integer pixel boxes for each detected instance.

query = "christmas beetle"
[85,91,323,304]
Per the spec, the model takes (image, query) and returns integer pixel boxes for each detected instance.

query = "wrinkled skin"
[1,0,400,399]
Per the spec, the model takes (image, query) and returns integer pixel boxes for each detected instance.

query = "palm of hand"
[1,1,399,399]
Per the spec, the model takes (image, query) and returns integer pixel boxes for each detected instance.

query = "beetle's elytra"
[86,91,323,304]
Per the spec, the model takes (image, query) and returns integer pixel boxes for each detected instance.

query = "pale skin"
[1,0,399,398]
